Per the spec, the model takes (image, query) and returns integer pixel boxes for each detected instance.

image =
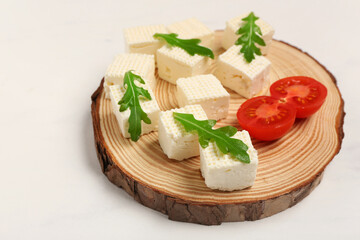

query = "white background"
[1,0,359,239]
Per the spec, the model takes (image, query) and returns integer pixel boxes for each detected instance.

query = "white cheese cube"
[156,45,212,84]
[200,130,258,191]
[222,13,274,55]
[214,45,271,99]
[158,105,207,161]
[176,74,230,120]
[167,18,214,49]
[109,84,160,139]
[104,53,155,98]
[124,24,168,55]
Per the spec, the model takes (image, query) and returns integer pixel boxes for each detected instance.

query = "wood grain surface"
[91,31,344,225]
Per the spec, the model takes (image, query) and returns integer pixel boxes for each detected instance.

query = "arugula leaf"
[154,33,214,59]
[173,112,250,163]
[235,12,266,63]
[118,71,152,142]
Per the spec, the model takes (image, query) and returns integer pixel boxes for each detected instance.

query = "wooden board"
[91,31,345,225]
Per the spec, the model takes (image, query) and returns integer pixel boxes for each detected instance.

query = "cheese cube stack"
[109,84,160,139]
[176,74,230,120]
[222,13,274,55]
[167,18,214,49]
[124,24,168,55]
[200,130,258,191]
[104,53,155,98]
[158,105,207,161]
[215,45,271,99]
[156,46,212,84]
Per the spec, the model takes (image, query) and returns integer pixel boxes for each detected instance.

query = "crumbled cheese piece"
[200,130,258,191]
[176,74,230,120]
[222,13,274,55]
[109,84,160,139]
[156,45,212,84]
[158,105,207,161]
[124,24,168,55]
[214,45,271,98]
[167,18,214,49]
[104,53,155,98]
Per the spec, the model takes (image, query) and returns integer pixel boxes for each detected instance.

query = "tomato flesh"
[237,96,296,141]
[270,76,327,118]
[237,76,327,141]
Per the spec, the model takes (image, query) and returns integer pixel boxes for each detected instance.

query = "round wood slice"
[91,31,345,225]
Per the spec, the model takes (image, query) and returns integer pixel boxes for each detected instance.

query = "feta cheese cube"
[109,84,160,139]
[156,45,212,84]
[158,105,207,161]
[124,24,168,55]
[222,13,274,55]
[104,53,155,98]
[176,74,230,120]
[200,130,258,191]
[214,45,271,99]
[167,18,214,49]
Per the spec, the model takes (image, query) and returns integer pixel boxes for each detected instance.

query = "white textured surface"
[157,45,204,67]
[215,45,271,98]
[109,84,160,138]
[124,24,168,55]
[1,0,359,239]
[158,105,207,160]
[104,53,155,92]
[167,18,214,48]
[200,131,258,191]
[176,74,230,120]
[222,13,274,53]
[156,45,212,84]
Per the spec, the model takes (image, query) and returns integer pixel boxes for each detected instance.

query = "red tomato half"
[237,96,296,141]
[270,76,327,118]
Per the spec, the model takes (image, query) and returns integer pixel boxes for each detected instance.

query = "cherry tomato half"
[237,96,296,141]
[270,76,327,118]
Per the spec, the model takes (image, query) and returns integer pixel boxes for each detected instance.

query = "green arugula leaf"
[173,112,250,163]
[235,12,266,63]
[154,33,214,59]
[118,71,152,142]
